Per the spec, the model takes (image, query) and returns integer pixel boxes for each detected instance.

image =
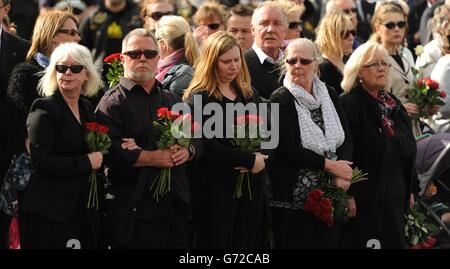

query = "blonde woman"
[192,1,228,47]
[183,31,269,249]
[316,11,354,95]
[275,0,305,42]
[155,15,199,97]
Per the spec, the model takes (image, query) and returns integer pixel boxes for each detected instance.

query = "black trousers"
[0,211,11,249]
[271,207,340,249]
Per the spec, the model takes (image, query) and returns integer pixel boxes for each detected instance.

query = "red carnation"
[104,53,121,64]
[157,107,169,118]
[84,122,98,132]
[96,124,109,134]
[440,91,447,98]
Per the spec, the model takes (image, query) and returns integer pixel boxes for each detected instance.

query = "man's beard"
[129,70,154,83]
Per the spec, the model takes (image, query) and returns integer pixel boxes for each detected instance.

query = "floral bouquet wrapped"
[303,168,368,226]
[230,114,265,199]
[84,122,111,209]
[405,203,439,249]
[406,77,446,118]
[104,53,123,88]
[150,107,199,201]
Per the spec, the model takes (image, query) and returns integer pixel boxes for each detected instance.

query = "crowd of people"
[1,0,450,249]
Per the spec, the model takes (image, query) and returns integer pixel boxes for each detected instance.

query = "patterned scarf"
[155,48,185,82]
[376,90,397,137]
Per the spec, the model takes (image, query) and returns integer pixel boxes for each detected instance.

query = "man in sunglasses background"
[244,1,287,100]
[140,0,175,33]
[79,0,141,65]
[192,1,227,47]
[326,0,372,48]
[96,28,196,248]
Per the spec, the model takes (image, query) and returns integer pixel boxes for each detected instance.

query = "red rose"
[157,107,169,118]
[168,110,180,120]
[191,122,200,133]
[236,114,263,125]
[424,236,436,248]
[96,124,109,134]
[417,79,424,87]
[104,53,122,64]
[424,78,439,90]
[84,122,98,132]
[440,91,446,98]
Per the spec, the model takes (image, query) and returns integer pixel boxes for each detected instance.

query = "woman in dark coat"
[22,43,105,249]
[183,31,269,249]
[340,41,419,249]
[268,38,353,249]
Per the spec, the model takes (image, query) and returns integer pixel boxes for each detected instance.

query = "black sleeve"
[95,99,141,170]
[270,91,325,170]
[27,100,92,177]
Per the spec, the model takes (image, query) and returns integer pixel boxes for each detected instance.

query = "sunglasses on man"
[57,29,80,37]
[56,64,84,74]
[384,21,407,30]
[149,11,174,21]
[288,21,302,30]
[341,29,356,39]
[123,49,158,59]
[286,57,315,65]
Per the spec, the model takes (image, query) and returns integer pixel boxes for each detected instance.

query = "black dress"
[186,90,269,249]
[340,85,419,249]
[318,58,344,96]
[268,86,352,249]
[21,91,101,249]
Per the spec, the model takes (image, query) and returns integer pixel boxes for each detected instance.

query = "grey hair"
[122,28,159,54]
[38,43,102,97]
[279,38,322,81]
[251,1,288,27]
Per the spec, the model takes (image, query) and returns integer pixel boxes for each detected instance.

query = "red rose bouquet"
[405,203,439,249]
[230,114,265,199]
[150,107,199,201]
[84,122,111,209]
[104,53,123,88]
[304,168,368,226]
[406,77,445,118]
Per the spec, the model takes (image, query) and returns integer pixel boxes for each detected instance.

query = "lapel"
[389,53,413,84]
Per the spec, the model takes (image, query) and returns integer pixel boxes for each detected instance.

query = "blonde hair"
[273,0,305,17]
[38,43,102,97]
[193,1,229,25]
[370,1,407,43]
[315,11,353,59]
[27,9,78,60]
[341,41,392,92]
[155,15,199,66]
[183,31,252,101]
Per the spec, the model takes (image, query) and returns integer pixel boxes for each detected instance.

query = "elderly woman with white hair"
[21,43,137,249]
[268,38,352,248]
[340,41,419,249]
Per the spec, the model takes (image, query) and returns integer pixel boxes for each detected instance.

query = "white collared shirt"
[251,43,284,64]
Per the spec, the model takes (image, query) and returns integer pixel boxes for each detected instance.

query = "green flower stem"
[87,171,98,210]
[150,167,172,202]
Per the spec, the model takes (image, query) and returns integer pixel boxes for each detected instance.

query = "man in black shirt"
[96,28,199,248]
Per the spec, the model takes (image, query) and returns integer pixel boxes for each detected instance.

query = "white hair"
[38,43,102,97]
[251,1,288,27]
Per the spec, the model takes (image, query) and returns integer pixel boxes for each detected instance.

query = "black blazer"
[25,91,94,223]
[268,85,352,204]
[340,85,419,230]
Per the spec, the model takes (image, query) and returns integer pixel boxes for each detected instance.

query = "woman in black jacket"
[183,32,269,249]
[268,38,353,249]
[22,43,105,249]
[340,41,419,249]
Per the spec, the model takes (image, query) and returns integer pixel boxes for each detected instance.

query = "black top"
[25,91,94,223]
[318,58,344,95]
[340,84,420,230]
[268,85,352,206]
[244,48,282,100]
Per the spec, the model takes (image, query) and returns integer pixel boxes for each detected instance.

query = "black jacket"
[268,85,352,205]
[340,85,420,230]
[161,59,193,98]
[24,91,94,223]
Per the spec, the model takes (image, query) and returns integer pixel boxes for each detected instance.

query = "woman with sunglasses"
[140,0,175,32]
[21,43,105,248]
[340,42,418,249]
[316,11,354,95]
[275,0,304,49]
[183,32,269,249]
[154,15,198,97]
[371,1,434,133]
[192,1,227,48]
[268,38,352,248]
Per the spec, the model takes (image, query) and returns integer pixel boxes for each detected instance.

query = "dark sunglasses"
[206,23,221,30]
[288,21,302,30]
[149,11,173,21]
[384,21,407,30]
[55,64,84,74]
[57,28,80,37]
[286,57,315,65]
[343,7,358,14]
[341,29,356,39]
[446,35,450,44]
[123,49,158,59]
